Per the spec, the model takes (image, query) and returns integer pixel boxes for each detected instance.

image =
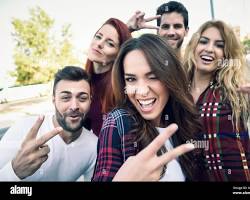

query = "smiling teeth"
[201,55,214,61]
[138,99,155,106]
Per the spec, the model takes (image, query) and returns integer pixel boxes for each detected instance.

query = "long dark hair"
[112,34,203,180]
[85,18,132,113]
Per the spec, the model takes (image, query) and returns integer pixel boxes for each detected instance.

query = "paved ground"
[0,96,54,138]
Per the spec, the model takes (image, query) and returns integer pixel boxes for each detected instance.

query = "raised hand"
[12,115,63,179]
[126,10,161,32]
[113,124,195,181]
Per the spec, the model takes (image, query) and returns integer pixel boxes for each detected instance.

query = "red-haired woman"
[85,18,132,136]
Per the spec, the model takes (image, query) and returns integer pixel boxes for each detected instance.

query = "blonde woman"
[184,20,250,181]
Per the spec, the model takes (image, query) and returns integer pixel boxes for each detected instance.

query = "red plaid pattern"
[92,109,139,181]
[197,82,250,181]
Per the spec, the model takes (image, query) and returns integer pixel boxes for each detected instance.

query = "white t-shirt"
[0,115,97,181]
[157,127,185,182]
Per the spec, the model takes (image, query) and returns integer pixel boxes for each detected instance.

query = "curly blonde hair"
[183,20,250,131]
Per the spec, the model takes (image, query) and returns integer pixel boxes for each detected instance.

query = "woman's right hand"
[113,123,195,181]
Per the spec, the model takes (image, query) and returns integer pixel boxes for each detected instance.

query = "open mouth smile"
[137,98,156,112]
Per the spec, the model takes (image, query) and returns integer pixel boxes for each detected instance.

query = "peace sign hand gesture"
[12,115,63,179]
[127,10,160,32]
[113,124,195,181]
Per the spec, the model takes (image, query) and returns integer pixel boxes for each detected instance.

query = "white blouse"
[157,127,185,182]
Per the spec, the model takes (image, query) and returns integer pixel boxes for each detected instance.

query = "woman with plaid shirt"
[92,34,206,181]
[183,20,250,181]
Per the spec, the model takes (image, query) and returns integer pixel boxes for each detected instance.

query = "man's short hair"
[53,66,90,95]
[156,1,189,29]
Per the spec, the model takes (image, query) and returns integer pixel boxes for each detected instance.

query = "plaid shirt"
[197,82,250,181]
[92,109,139,181]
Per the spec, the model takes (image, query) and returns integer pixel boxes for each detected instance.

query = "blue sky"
[0,0,249,86]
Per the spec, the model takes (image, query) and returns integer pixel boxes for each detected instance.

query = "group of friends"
[0,1,250,182]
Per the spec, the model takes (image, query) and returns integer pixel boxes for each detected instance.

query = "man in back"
[127,1,189,56]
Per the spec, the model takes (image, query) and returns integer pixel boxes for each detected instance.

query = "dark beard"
[55,108,85,133]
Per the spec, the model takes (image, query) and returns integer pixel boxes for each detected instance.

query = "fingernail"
[185,143,195,150]
[170,123,178,130]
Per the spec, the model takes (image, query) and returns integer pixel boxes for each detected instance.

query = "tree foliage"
[11,7,80,85]
[243,39,250,53]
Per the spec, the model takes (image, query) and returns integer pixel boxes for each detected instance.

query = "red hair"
[85,18,132,113]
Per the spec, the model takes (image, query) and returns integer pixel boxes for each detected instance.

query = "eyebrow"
[60,91,89,96]
[200,36,224,43]
[161,23,184,26]
[125,71,155,76]
[162,23,183,25]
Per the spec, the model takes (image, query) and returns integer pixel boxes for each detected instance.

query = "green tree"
[243,39,250,53]
[11,6,80,86]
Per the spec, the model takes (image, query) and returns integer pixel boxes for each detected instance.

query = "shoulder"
[1,115,53,142]
[1,116,40,141]
[105,108,134,122]
[14,115,39,126]
[101,108,136,136]
[102,108,136,129]
[81,127,98,144]
[76,128,98,156]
